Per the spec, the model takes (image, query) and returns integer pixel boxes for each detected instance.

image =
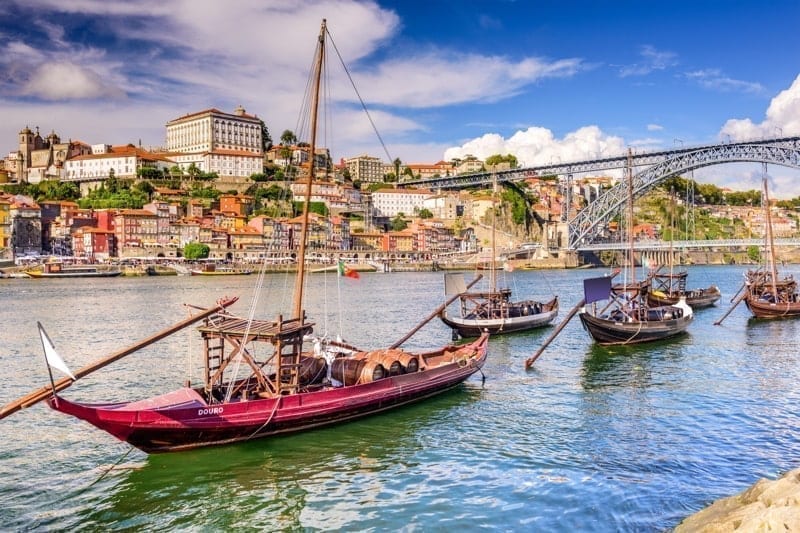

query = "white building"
[165,106,264,178]
[63,145,175,180]
[345,155,384,184]
[371,188,434,217]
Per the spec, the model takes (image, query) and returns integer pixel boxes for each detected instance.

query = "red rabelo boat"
[0,20,488,453]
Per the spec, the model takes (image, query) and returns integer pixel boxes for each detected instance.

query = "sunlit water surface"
[1,265,799,530]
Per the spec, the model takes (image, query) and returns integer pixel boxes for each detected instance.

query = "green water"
[1,266,799,530]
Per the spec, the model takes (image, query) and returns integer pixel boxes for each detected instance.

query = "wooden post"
[524,299,585,369]
[390,274,483,349]
[0,297,238,421]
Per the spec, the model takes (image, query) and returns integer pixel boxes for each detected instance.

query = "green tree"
[280,130,297,145]
[134,180,155,201]
[747,245,761,263]
[260,119,273,152]
[184,242,210,259]
[391,214,408,231]
[485,154,519,169]
[418,207,433,219]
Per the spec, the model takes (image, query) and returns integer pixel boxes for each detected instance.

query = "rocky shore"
[675,468,800,531]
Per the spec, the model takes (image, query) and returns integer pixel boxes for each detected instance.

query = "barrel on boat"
[331,358,385,385]
[363,350,403,376]
[298,355,327,385]
[396,352,419,373]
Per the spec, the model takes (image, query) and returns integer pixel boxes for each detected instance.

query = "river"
[1,265,799,531]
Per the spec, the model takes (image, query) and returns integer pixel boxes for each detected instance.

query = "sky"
[1,0,799,196]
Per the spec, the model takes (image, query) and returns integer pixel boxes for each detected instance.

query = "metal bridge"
[401,136,800,250]
[577,238,800,252]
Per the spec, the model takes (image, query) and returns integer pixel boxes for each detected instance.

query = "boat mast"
[292,19,326,319]
[626,148,635,287]
[491,171,498,293]
[762,162,779,299]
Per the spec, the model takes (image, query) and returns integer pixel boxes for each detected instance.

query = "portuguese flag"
[338,260,360,279]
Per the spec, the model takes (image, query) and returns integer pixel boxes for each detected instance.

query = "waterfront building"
[7,194,41,257]
[219,194,254,217]
[165,106,264,179]
[422,193,462,220]
[371,188,434,218]
[74,227,116,261]
[171,219,201,248]
[0,197,10,258]
[352,231,383,251]
[142,201,178,247]
[345,155,384,184]
[228,225,266,261]
[113,209,159,255]
[383,230,416,252]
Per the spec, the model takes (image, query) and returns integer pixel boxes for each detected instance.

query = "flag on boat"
[37,322,76,380]
[583,276,613,304]
[338,260,360,279]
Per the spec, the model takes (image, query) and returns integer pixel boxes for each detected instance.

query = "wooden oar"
[390,274,483,349]
[525,269,621,369]
[714,283,748,326]
[0,297,238,421]
[524,298,584,369]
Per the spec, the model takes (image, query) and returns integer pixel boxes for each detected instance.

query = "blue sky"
[1,0,799,195]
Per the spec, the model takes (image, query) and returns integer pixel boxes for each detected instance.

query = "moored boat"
[647,271,721,309]
[742,165,800,319]
[0,19,490,454]
[26,259,121,278]
[190,263,252,276]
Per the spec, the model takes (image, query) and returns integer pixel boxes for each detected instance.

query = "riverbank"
[675,468,800,531]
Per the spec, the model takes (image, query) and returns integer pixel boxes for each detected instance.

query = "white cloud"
[685,69,764,94]
[619,45,678,77]
[720,73,800,141]
[647,124,664,131]
[444,125,626,169]
[20,62,126,100]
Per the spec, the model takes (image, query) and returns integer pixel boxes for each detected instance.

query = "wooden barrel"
[396,352,419,373]
[331,358,385,385]
[298,356,327,385]
[364,350,403,376]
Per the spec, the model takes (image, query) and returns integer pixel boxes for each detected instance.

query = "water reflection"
[75,388,479,530]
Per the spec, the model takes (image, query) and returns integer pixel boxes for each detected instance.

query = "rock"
[675,468,800,532]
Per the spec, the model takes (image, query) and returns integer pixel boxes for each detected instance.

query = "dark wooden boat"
[440,283,558,338]
[440,175,558,338]
[577,151,693,346]
[647,271,721,309]
[578,279,693,345]
[0,20,490,454]
[742,168,800,319]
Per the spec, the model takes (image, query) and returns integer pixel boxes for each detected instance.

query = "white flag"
[38,322,76,381]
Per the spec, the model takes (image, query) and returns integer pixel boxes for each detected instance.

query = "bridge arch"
[568,143,800,249]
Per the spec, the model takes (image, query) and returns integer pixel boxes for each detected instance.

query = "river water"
[1,265,799,531]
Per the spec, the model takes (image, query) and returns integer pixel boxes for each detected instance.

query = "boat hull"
[47,335,488,453]
[26,270,122,278]
[744,297,800,319]
[440,298,558,337]
[578,312,692,345]
[647,286,721,309]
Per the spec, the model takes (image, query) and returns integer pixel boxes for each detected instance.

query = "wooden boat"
[26,259,121,278]
[0,20,490,454]
[647,271,721,309]
[190,263,252,276]
[145,265,178,276]
[440,174,558,338]
[742,167,800,319]
[576,150,693,346]
[440,282,558,338]
[578,279,693,345]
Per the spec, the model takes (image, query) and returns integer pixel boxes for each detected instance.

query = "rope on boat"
[247,395,281,441]
[67,446,135,501]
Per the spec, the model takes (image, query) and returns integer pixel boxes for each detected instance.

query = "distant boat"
[440,173,558,338]
[190,263,252,276]
[743,166,800,319]
[145,265,178,276]
[26,259,121,278]
[647,270,721,309]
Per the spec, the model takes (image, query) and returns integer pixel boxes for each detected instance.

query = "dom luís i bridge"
[401,136,800,258]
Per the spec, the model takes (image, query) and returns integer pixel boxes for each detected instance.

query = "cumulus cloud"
[20,62,126,100]
[444,125,626,169]
[720,74,800,140]
[647,124,663,131]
